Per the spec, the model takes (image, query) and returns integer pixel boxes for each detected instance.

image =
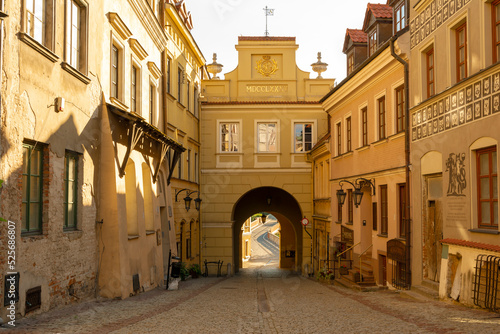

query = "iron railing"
[473,254,500,313]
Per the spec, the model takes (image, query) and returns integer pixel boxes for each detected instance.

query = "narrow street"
[6,221,500,333]
[244,217,279,269]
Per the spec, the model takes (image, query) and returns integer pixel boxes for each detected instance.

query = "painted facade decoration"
[445,153,466,196]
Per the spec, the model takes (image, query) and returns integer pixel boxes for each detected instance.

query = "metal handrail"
[359,244,373,282]
[336,242,360,275]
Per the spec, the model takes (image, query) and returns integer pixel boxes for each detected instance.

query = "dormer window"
[394,1,405,33]
[347,52,354,75]
[368,30,377,56]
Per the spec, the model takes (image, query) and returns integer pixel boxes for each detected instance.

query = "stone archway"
[232,186,303,273]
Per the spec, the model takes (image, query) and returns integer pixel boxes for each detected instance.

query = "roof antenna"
[263,6,274,36]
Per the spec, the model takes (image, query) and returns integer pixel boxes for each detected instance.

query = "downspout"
[390,37,412,289]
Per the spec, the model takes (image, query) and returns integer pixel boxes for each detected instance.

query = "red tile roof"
[347,29,367,43]
[238,36,296,42]
[441,238,500,253]
[368,3,393,19]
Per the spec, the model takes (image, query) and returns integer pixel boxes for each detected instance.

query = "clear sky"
[188,0,375,83]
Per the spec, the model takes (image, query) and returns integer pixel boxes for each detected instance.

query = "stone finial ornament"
[206,53,223,80]
[311,52,328,79]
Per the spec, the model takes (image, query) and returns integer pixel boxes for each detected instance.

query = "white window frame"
[292,121,316,153]
[218,120,241,153]
[64,0,88,74]
[256,120,279,153]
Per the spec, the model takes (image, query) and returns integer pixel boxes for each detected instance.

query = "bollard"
[227,263,232,277]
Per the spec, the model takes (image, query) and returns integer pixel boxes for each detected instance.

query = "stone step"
[334,276,387,292]
[401,284,440,301]
[421,279,440,292]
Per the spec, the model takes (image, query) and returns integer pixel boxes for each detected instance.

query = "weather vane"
[263,6,274,36]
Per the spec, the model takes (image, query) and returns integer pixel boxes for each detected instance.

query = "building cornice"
[127,0,168,51]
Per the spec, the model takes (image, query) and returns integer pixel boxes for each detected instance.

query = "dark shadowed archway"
[232,186,303,273]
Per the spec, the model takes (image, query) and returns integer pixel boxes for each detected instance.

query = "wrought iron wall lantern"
[336,178,376,208]
[175,189,202,211]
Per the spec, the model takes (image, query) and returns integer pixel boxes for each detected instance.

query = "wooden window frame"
[477,146,498,229]
[396,85,405,133]
[346,116,352,152]
[177,67,183,102]
[64,151,78,230]
[456,23,468,82]
[294,122,313,153]
[378,96,386,140]
[380,185,388,235]
[368,29,377,56]
[336,122,342,156]
[492,0,500,63]
[398,183,406,238]
[130,64,139,113]
[426,48,435,97]
[347,52,354,75]
[362,107,368,146]
[394,1,406,34]
[22,143,44,234]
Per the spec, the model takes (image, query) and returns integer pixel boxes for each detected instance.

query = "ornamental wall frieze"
[411,70,500,142]
[409,0,471,50]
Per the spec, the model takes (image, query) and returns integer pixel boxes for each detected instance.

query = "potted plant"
[316,268,334,282]
[339,265,349,275]
[179,262,189,281]
[188,264,202,278]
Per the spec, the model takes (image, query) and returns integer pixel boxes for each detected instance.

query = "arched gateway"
[232,187,303,273]
[200,36,334,276]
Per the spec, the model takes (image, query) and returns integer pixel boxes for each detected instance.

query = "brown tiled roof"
[202,100,319,105]
[343,29,367,53]
[441,238,500,253]
[368,3,393,19]
[238,36,296,42]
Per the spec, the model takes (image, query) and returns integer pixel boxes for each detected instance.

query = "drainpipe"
[390,37,412,289]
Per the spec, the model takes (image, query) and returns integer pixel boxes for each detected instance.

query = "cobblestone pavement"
[4,228,500,334]
[5,267,500,333]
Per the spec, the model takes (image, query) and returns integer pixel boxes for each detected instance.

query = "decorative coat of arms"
[256,56,278,77]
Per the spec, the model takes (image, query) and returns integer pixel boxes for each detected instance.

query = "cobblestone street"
[4,219,500,334]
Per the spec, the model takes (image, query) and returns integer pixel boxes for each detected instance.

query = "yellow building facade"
[201,37,334,275]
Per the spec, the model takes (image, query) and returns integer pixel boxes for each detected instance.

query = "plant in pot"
[316,268,334,282]
[188,264,202,278]
[179,262,189,281]
[339,265,349,275]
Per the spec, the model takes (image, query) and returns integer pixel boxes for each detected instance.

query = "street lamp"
[336,178,375,208]
[175,189,202,211]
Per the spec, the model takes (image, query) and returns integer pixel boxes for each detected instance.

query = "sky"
[187,0,375,83]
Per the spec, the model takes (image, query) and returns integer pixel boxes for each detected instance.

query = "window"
[149,83,155,125]
[258,122,277,152]
[347,53,354,75]
[347,189,353,224]
[187,149,191,181]
[394,1,406,33]
[380,185,388,235]
[336,122,341,155]
[396,85,405,133]
[177,157,182,179]
[346,117,352,152]
[167,58,171,94]
[369,30,377,56]
[194,86,199,117]
[372,202,378,231]
[65,0,87,73]
[22,143,44,234]
[477,147,498,228]
[294,123,313,152]
[194,152,198,183]
[131,65,139,113]
[362,107,368,146]
[64,151,78,230]
[111,44,120,99]
[493,1,500,63]
[25,0,54,49]
[426,48,435,97]
[378,97,386,140]
[187,81,191,111]
[220,122,239,152]
[177,67,183,102]
[398,184,406,238]
[456,23,467,82]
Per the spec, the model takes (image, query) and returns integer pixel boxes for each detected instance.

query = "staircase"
[335,252,384,291]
